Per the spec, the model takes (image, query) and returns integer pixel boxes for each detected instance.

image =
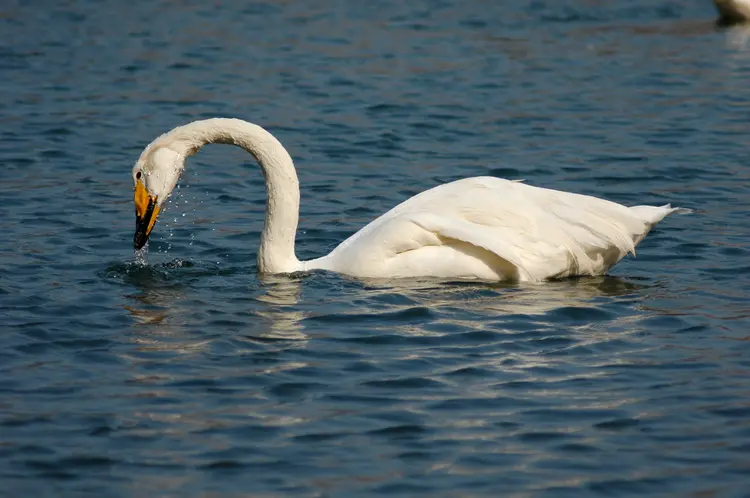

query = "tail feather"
[661,204,693,215]
[629,204,692,224]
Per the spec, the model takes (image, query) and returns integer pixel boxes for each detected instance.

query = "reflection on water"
[117,261,310,347]
[723,22,750,49]
[118,259,649,350]
[254,274,307,340]
[355,274,646,317]
[124,283,206,356]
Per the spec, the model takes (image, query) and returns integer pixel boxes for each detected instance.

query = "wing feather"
[324,177,686,281]
[400,178,658,280]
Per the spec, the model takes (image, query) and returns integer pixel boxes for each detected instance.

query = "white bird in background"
[714,0,750,23]
[132,118,690,283]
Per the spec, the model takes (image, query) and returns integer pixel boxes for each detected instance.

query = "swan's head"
[132,146,185,249]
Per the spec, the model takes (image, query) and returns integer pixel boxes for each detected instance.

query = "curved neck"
[154,118,302,273]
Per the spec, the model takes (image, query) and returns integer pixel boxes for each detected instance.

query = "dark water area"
[2,0,750,496]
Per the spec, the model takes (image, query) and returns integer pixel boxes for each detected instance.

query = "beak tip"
[133,233,146,250]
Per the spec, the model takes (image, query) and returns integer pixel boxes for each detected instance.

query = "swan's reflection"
[252,273,307,340]
[121,263,309,351]
[122,258,649,353]
[317,275,652,380]
[353,275,646,317]
[123,285,206,355]
[724,22,750,50]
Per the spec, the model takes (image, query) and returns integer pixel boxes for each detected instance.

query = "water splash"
[156,180,202,256]
[102,258,223,290]
[134,245,148,266]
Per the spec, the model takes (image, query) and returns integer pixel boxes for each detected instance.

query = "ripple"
[430,396,538,411]
[593,418,641,431]
[268,382,329,399]
[368,424,430,439]
[307,306,436,324]
[363,377,445,389]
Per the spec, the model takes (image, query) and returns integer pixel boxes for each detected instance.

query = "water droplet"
[134,246,148,265]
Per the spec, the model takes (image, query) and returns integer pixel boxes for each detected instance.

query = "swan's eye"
[136,171,142,180]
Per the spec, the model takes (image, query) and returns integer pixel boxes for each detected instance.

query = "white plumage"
[132,118,689,282]
[306,177,688,281]
[714,0,750,23]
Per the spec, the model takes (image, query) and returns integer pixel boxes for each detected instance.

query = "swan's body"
[132,118,689,283]
[715,0,750,23]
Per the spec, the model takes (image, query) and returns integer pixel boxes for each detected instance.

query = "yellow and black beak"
[133,180,161,249]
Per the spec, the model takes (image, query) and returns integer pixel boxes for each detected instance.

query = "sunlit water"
[2,1,750,496]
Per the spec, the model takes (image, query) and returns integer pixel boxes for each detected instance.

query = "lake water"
[2,0,750,496]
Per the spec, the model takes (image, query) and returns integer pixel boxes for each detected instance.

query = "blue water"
[2,0,750,496]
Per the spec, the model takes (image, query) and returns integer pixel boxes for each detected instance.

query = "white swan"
[132,118,689,282]
[714,0,750,23]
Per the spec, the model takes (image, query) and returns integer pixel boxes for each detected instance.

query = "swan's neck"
[156,118,302,273]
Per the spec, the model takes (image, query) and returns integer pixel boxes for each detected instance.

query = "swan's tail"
[624,204,691,253]
[629,203,692,225]
[665,205,693,215]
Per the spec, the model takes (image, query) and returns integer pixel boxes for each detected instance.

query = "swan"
[714,0,750,23]
[132,118,690,282]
